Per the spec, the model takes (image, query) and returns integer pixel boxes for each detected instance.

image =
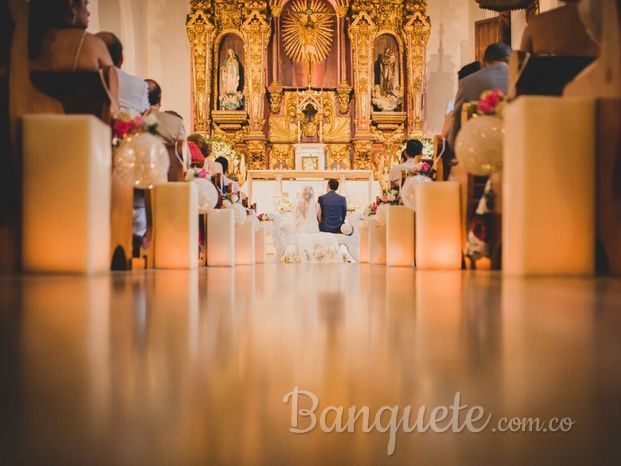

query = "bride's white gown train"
[277,194,355,264]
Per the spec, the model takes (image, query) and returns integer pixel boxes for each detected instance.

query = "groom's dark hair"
[328,179,339,191]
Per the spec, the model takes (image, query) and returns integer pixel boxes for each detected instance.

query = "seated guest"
[390,139,423,183]
[214,155,239,193]
[144,78,186,145]
[441,61,482,139]
[29,0,114,73]
[441,61,483,172]
[95,31,149,113]
[448,43,511,148]
[187,133,209,165]
[519,0,599,57]
[187,141,205,165]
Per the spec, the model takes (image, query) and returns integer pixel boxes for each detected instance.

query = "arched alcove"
[216,34,245,110]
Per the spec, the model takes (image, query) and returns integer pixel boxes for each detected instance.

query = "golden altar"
[186,0,430,177]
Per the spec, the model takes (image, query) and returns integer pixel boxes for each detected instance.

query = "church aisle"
[1,266,620,465]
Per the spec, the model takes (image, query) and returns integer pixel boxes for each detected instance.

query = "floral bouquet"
[364,202,378,217]
[415,161,435,179]
[221,191,240,208]
[112,109,158,143]
[467,89,506,117]
[184,167,210,182]
[257,213,273,222]
[379,189,401,206]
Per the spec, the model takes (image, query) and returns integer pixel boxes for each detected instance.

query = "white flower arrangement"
[209,137,239,170]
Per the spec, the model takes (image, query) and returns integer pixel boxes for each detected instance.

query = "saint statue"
[379,48,396,94]
[219,49,243,110]
[220,49,240,94]
[373,47,402,112]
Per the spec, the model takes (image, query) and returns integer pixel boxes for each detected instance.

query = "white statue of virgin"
[221,49,239,94]
[219,48,243,110]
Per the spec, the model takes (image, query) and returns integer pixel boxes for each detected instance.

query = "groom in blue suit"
[318,179,347,233]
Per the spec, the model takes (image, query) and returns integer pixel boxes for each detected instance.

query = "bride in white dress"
[279,186,354,263]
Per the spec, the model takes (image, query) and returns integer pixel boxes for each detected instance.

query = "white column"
[503,97,595,275]
[154,182,199,269]
[22,115,111,273]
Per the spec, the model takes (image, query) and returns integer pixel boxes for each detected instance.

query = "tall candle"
[235,220,256,265]
[154,182,198,269]
[415,182,462,270]
[207,209,235,267]
[503,97,595,275]
[22,115,111,273]
[385,205,415,267]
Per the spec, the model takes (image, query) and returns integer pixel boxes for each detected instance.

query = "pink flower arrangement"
[364,202,378,217]
[112,111,159,140]
[477,89,505,115]
[184,167,211,182]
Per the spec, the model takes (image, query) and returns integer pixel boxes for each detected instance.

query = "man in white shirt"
[144,79,186,145]
[390,139,423,183]
[95,32,149,113]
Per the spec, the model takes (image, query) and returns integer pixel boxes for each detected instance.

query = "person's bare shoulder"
[82,32,113,67]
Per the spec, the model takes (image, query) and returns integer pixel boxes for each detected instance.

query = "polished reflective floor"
[1,265,620,465]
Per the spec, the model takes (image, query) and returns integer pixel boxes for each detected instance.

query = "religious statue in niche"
[219,48,244,110]
[372,47,403,112]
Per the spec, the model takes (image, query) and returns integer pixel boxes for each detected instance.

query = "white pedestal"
[235,220,256,265]
[256,225,267,264]
[503,97,595,275]
[207,209,235,267]
[386,206,415,267]
[416,182,462,270]
[22,115,111,273]
[154,183,198,269]
[368,218,387,265]
[294,143,326,170]
[359,224,369,263]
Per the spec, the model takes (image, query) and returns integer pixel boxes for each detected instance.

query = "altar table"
[244,170,380,214]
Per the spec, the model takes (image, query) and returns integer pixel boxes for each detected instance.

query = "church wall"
[95,0,193,126]
[424,0,490,135]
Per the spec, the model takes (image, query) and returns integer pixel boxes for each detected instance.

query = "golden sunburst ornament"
[282,0,335,66]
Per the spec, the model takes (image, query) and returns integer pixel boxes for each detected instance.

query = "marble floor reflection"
[1,266,620,465]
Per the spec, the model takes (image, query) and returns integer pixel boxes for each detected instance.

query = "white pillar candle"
[385,205,415,267]
[415,182,462,270]
[368,217,387,265]
[235,220,256,265]
[22,115,111,273]
[207,209,236,267]
[503,97,595,275]
[154,182,198,269]
[359,223,369,263]
[256,224,266,264]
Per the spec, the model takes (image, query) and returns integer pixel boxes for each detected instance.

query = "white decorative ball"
[455,115,504,176]
[114,133,170,188]
[192,178,219,213]
[340,222,354,236]
[400,174,432,211]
